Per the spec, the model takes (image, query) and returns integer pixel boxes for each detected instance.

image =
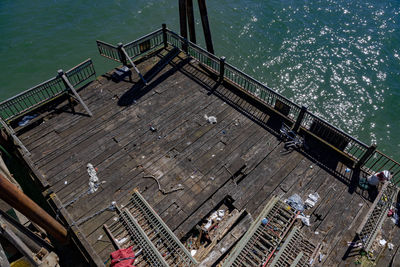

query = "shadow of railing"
[117,48,189,107]
[162,57,375,202]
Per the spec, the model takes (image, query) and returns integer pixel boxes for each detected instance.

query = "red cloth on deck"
[110,246,135,267]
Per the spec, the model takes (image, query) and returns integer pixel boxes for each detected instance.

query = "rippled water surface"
[1,0,399,159]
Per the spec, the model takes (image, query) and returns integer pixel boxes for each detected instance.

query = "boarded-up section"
[310,119,349,150]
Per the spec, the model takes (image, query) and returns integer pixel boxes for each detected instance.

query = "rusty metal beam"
[0,173,67,243]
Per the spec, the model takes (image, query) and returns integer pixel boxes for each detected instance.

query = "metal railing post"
[162,24,168,48]
[355,144,377,169]
[117,42,128,66]
[183,38,189,53]
[292,106,307,133]
[219,56,226,82]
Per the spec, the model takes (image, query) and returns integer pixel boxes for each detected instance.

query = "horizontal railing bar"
[95,39,118,48]
[224,62,302,110]
[65,58,93,74]
[123,28,163,48]
[166,29,220,61]
[0,76,58,106]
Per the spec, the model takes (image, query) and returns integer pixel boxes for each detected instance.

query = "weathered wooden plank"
[55,80,224,201]
[32,51,186,166]
[232,142,294,210]
[60,88,227,222]
[271,158,316,197]
[169,124,268,235]
[18,78,105,144]
[46,72,203,185]
[24,68,140,151]
[133,101,241,200]
[171,168,233,238]
[176,121,261,213]
[244,151,304,215]
[81,105,247,248]
[321,194,368,265]
[310,182,348,232]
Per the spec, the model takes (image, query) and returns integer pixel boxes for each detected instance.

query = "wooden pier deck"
[9,46,400,266]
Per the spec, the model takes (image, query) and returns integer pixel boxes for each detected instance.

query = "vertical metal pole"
[0,173,68,244]
[117,43,128,66]
[179,0,188,52]
[355,144,377,169]
[162,23,168,48]
[119,47,148,85]
[198,0,214,54]
[186,0,196,43]
[219,56,226,82]
[292,106,307,133]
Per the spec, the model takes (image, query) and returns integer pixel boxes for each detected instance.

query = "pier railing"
[0,59,95,123]
[123,29,164,59]
[96,29,164,64]
[363,151,400,181]
[95,25,400,185]
[223,62,303,122]
[96,41,120,62]
[300,111,369,162]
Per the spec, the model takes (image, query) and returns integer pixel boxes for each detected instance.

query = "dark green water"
[1,0,399,159]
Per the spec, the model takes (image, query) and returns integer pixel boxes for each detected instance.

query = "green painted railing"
[0,59,95,123]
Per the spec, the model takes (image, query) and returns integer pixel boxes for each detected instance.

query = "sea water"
[0,0,399,159]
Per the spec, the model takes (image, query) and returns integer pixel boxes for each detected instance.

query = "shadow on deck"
[7,47,399,266]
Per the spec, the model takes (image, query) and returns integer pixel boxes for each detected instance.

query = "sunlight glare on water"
[212,0,400,158]
[0,0,399,159]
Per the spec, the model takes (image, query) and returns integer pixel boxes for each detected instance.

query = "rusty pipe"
[0,173,68,243]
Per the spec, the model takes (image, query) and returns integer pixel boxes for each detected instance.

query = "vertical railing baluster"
[356,144,377,170]
[162,24,168,48]
[219,56,225,82]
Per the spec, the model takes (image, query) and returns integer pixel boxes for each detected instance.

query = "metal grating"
[222,197,298,267]
[357,182,398,251]
[269,227,316,267]
[113,189,197,266]
[119,207,168,267]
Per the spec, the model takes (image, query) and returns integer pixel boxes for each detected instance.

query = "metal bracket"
[118,45,148,85]
[58,70,92,117]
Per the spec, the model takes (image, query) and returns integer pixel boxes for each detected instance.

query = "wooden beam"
[186,0,196,43]
[198,0,214,54]
[0,241,10,267]
[179,0,188,40]
[0,217,40,266]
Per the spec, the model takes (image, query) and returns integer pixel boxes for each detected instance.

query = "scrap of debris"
[182,197,247,264]
[143,175,184,194]
[204,114,217,124]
